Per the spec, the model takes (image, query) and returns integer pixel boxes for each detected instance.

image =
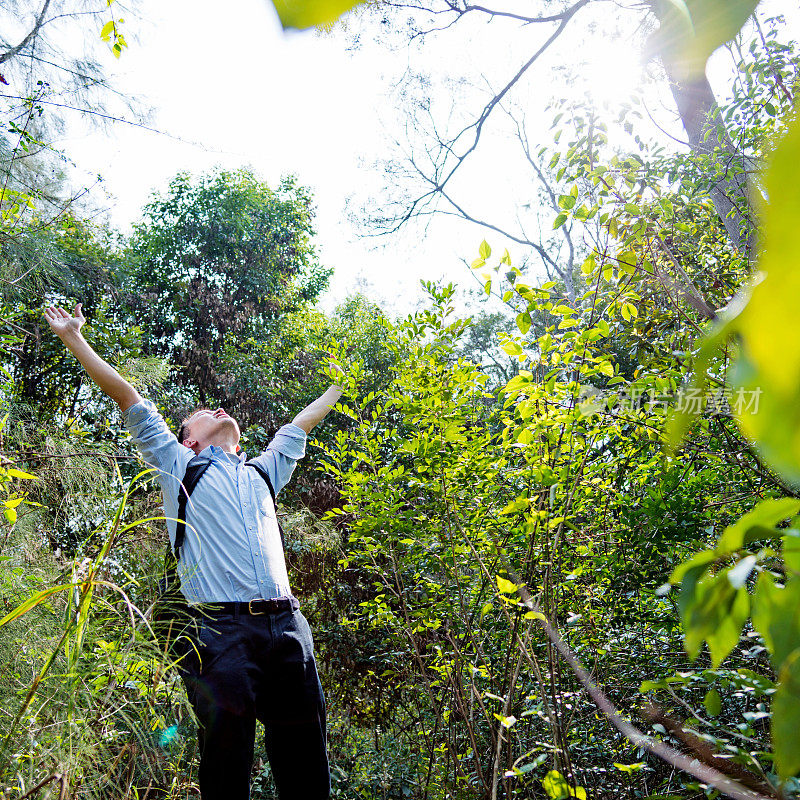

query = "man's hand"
[327,355,344,389]
[44,303,86,341]
[291,356,345,434]
[43,300,141,411]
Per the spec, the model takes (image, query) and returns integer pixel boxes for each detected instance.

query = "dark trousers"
[178,606,330,800]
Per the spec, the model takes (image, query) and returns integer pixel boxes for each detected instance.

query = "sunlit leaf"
[0,584,72,627]
[773,649,800,778]
[269,0,365,30]
[7,468,37,480]
[715,498,800,554]
[648,0,759,79]
[496,575,518,594]
[542,770,570,800]
[721,111,800,483]
[752,572,800,670]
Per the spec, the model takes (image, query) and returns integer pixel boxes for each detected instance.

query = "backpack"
[153,455,283,654]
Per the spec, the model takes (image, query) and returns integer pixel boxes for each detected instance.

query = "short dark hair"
[177,407,211,445]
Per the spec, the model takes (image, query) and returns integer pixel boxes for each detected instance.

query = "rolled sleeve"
[249,423,307,495]
[124,399,190,485]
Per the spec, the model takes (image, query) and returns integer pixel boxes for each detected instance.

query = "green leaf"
[708,583,749,667]
[269,0,365,29]
[496,576,518,594]
[703,687,722,717]
[783,531,800,577]
[580,254,596,276]
[665,318,728,452]
[613,762,646,774]
[500,497,529,515]
[7,468,37,480]
[3,508,16,524]
[542,770,570,800]
[715,498,800,554]
[100,19,115,41]
[752,572,800,670]
[558,194,577,210]
[648,0,759,79]
[542,771,586,800]
[681,570,748,665]
[479,240,492,259]
[502,341,523,357]
[773,649,800,778]
[722,114,800,483]
[516,312,532,335]
[553,213,568,230]
[0,584,72,627]
[670,548,715,584]
[598,361,614,378]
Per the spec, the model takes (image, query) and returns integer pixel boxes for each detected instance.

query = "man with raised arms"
[45,302,339,800]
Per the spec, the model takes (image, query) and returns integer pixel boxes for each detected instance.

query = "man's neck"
[196,441,240,455]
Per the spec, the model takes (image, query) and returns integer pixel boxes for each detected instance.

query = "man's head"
[178,407,241,454]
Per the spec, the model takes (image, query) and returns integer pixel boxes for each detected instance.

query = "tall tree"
[126,168,330,407]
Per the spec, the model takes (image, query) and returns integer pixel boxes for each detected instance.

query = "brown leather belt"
[189,596,300,617]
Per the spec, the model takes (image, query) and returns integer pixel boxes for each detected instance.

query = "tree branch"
[0,0,54,65]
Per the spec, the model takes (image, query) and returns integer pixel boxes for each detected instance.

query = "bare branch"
[435,0,591,196]
[515,590,775,800]
[0,0,53,65]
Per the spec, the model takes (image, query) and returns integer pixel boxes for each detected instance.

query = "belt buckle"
[248,599,266,616]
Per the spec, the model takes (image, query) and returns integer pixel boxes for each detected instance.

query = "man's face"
[183,408,241,450]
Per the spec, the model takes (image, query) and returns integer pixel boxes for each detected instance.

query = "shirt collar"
[198,445,247,462]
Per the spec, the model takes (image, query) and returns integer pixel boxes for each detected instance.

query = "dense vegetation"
[2,0,800,799]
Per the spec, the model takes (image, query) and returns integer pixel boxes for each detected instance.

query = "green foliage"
[2,2,800,798]
[127,169,330,407]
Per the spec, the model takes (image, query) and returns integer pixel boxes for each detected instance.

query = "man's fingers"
[44,304,83,324]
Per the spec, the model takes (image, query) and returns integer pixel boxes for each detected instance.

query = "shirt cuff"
[123,398,156,430]
[269,423,307,460]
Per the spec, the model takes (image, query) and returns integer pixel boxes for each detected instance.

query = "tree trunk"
[659,62,756,259]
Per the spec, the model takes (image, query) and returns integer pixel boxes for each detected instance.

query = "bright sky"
[57,0,793,314]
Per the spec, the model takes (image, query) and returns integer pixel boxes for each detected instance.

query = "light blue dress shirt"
[124,399,306,604]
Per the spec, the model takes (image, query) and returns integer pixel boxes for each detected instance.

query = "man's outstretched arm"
[44,303,141,412]
[291,374,343,435]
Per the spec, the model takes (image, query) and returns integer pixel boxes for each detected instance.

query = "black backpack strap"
[175,456,213,559]
[244,461,276,504]
[245,461,285,549]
